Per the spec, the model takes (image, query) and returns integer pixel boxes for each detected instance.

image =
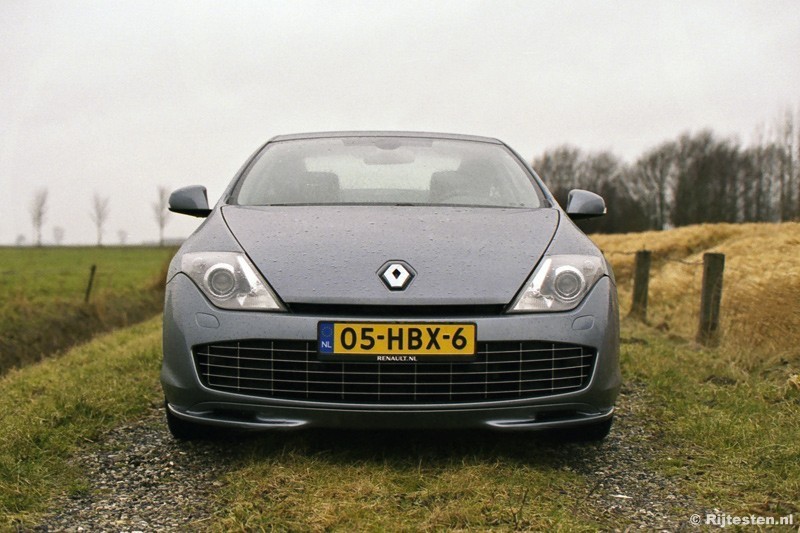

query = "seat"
[429,171,468,203]
[429,163,495,203]
[271,171,340,204]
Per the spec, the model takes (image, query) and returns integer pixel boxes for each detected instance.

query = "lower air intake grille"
[193,340,595,404]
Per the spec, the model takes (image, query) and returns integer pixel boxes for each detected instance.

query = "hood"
[222,205,558,306]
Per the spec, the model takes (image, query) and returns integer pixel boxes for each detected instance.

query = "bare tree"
[792,107,800,219]
[30,188,48,247]
[118,229,128,245]
[53,226,65,246]
[633,142,677,229]
[152,186,170,246]
[89,193,110,246]
[775,107,797,221]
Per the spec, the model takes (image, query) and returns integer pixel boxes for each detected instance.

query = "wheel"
[165,400,207,440]
[555,416,613,443]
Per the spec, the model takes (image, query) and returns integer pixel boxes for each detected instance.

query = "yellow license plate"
[318,322,476,360]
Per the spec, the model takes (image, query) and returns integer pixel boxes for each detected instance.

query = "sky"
[1,0,799,245]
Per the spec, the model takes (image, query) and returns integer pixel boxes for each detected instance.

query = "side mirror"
[169,185,211,218]
[565,189,606,219]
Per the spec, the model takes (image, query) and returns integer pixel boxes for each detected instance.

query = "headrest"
[271,171,340,203]
[429,169,488,202]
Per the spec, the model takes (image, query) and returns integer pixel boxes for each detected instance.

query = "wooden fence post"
[84,264,97,303]
[697,253,725,346]
[629,250,651,321]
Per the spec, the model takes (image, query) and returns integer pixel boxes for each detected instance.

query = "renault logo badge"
[379,261,416,291]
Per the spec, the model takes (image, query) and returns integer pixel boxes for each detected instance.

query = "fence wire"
[602,249,730,343]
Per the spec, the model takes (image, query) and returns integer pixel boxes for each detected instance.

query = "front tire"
[555,416,613,442]
[165,401,207,440]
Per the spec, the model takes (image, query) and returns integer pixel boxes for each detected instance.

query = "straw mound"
[592,222,800,368]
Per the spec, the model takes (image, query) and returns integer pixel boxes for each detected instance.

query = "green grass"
[0,318,162,528]
[621,321,800,517]
[0,246,174,373]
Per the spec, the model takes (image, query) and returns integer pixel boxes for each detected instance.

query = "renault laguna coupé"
[161,132,620,440]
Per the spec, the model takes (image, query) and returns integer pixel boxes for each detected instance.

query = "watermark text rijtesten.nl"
[690,512,795,528]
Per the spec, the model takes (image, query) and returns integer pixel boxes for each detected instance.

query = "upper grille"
[193,340,595,404]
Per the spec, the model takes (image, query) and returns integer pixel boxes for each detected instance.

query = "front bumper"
[161,274,620,431]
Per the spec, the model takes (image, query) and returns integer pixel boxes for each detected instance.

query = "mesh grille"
[193,340,595,404]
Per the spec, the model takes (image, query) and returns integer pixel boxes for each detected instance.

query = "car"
[161,131,620,441]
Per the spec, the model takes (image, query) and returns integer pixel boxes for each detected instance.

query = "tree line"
[534,108,799,233]
[25,186,172,246]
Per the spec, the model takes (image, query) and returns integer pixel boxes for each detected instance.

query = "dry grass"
[592,222,800,371]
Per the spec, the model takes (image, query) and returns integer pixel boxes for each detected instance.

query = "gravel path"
[567,380,699,531]
[34,381,699,531]
[34,407,234,531]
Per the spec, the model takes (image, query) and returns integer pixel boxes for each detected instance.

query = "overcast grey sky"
[2,0,799,245]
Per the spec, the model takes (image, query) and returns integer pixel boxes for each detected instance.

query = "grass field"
[0,224,798,529]
[0,246,174,373]
[0,246,173,302]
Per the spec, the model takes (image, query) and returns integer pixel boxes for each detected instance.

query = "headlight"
[510,255,606,312]
[181,252,284,311]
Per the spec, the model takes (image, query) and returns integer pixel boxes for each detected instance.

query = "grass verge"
[0,317,162,528]
[621,320,800,518]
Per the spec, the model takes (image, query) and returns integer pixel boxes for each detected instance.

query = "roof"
[268,131,503,144]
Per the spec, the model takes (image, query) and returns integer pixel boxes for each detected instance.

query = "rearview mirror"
[169,185,211,218]
[565,189,606,219]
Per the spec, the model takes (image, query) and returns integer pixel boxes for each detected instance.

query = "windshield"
[233,137,545,208]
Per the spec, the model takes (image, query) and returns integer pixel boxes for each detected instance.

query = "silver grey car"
[161,132,620,440]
